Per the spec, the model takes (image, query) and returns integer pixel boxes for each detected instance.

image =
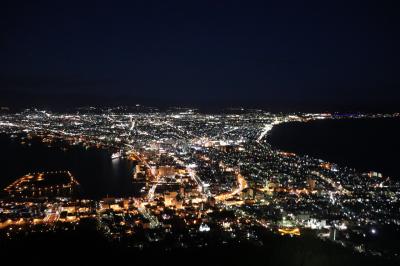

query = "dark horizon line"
[1,89,399,113]
[1,102,399,114]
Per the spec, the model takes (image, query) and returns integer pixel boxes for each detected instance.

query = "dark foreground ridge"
[2,220,396,266]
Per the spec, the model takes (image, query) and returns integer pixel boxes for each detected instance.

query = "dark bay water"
[268,118,400,179]
[0,134,140,199]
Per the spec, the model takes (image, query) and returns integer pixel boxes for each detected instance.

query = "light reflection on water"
[0,134,140,199]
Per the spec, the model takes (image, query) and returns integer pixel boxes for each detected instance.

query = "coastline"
[266,117,400,179]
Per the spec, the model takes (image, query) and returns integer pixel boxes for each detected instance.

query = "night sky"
[1,0,399,111]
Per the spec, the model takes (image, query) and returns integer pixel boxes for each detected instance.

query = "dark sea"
[0,134,140,199]
[268,118,400,179]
